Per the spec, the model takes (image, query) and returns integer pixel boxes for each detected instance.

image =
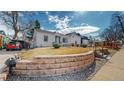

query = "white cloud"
[48,14,71,30]
[0,23,14,35]
[58,25,100,35]
[45,11,49,15]
[48,15,59,23]
[120,11,124,17]
[46,11,100,36]
[81,23,88,26]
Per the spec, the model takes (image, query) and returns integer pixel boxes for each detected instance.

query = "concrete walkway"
[0,50,18,73]
[91,48,124,81]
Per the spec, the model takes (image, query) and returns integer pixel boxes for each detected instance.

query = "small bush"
[53,43,61,49]
[76,44,79,47]
[71,43,74,46]
[80,44,87,48]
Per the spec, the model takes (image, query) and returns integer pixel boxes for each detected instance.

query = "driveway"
[0,49,20,73]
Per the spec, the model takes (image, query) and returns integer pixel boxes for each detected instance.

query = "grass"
[19,47,90,59]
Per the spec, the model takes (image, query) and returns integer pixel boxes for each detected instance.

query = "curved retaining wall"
[13,51,95,76]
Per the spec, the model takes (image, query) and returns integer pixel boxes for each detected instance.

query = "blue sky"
[0,11,115,36]
[34,11,114,31]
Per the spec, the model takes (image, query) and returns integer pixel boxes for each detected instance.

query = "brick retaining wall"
[13,51,94,76]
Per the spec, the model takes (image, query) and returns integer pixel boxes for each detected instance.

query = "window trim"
[44,35,48,42]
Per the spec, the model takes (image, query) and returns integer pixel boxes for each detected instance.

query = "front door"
[55,36,61,44]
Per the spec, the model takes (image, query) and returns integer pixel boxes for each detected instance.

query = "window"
[63,38,68,43]
[44,35,48,42]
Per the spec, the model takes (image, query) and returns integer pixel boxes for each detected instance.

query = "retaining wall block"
[55,68,67,75]
[44,69,56,75]
[15,64,27,70]
[38,64,50,70]
[49,63,61,69]
[60,62,71,68]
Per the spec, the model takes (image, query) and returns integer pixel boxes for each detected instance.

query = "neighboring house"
[66,32,81,46]
[81,36,89,45]
[32,29,87,48]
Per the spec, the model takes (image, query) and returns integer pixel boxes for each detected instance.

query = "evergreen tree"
[35,20,40,29]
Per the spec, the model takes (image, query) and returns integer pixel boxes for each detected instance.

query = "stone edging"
[13,50,95,77]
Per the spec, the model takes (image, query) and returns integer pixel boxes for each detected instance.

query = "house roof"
[35,29,66,36]
[36,29,55,34]
[66,32,81,36]
[81,36,89,40]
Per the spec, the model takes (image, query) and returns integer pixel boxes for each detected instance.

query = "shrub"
[53,43,61,49]
[80,44,87,48]
[76,44,79,47]
[71,43,74,46]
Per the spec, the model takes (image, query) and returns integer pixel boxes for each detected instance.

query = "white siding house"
[32,29,82,48]
[66,32,81,46]
[32,30,55,47]
[81,36,89,45]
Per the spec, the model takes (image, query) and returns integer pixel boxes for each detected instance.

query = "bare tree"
[0,11,20,39]
[0,11,36,39]
[101,26,117,41]
[111,12,124,39]
[101,12,124,42]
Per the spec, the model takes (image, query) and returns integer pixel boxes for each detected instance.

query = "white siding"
[34,31,55,47]
[33,30,82,47]
[60,35,69,46]
[82,40,89,45]
[54,33,69,45]
[67,34,81,45]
